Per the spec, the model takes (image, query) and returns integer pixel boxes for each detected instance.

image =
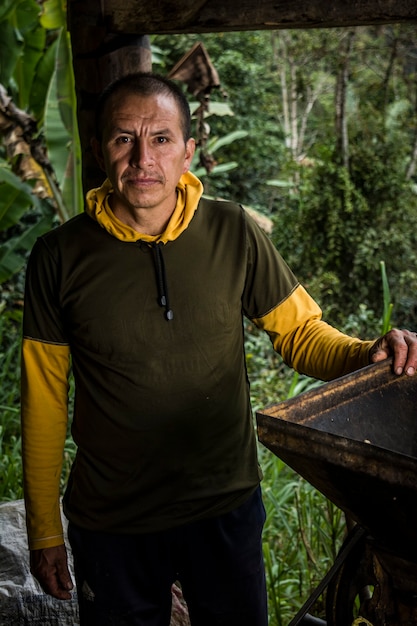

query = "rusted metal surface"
[256,360,417,562]
[68,0,417,35]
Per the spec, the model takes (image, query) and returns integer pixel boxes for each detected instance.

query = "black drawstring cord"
[150,242,174,321]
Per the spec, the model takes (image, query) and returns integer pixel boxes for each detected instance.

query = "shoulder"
[194,196,275,252]
[41,212,96,244]
[35,213,100,249]
[198,197,269,233]
[196,196,248,231]
[29,213,100,266]
[198,195,244,217]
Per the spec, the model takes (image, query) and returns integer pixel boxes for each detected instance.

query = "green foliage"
[153,27,417,330]
[380,261,393,334]
[0,167,56,281]
[153,31,287,207]
[1,20,417,623]
[0,304,75,500]
[188,99,249,183]
[244,319,343,624]
[261,453,345,624]
[0,307,23,500]
[273,142,417,328]
[44,27,82,215]
[0,0,82,285]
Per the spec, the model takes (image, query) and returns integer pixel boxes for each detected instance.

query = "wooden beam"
[69,0,417,35]
[68,1,152,191]
[68,0,417,191]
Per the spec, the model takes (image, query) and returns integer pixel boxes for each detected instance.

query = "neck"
[110,199,177,237]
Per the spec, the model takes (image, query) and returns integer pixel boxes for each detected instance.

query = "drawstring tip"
[165,310,174,321]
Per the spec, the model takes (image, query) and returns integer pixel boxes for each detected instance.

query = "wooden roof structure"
[69,0,417,34]
[67,0,417,190]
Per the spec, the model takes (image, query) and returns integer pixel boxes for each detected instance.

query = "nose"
[129,140,153,168]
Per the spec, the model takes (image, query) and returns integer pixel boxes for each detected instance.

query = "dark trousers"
[68,487,268,626]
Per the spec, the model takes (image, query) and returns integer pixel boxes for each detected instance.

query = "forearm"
[21,338,71,550]
[252,284,375,381]
[274,318,374,381]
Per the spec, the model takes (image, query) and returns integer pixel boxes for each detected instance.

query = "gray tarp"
[0,500,79,625]
[0,500,190,626]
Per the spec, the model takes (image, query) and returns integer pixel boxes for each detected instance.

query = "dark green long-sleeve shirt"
[21,173,373,549]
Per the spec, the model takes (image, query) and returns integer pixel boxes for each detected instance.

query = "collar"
[85,171,204,243]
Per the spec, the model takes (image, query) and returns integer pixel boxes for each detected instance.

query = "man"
[21,72,417,626]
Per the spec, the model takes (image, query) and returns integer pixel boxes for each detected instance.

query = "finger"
[36,566,73,600]
[402,330,417,376]
[56,558,74,594]
[30,546,73,600]
[369,329,416,375]
[35,571,73,600]
[48,582,73,600]
[369,335,392,363]
[385,328,417,376]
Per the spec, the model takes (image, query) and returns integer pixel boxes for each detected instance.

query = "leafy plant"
[0,0,82,285]
[380,260,393,335]
[260,448,345,624]
[0,167,55,281]
[0,307,23,500]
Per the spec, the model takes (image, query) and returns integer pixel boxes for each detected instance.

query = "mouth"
[123,173,163,187]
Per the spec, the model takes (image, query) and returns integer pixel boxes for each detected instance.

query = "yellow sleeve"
[253,284,375,381]
[21,337,71,550]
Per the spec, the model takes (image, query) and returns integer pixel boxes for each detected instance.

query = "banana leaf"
[13,0,46,110]
[0,172,55,282]
[0,18,20,85]
[39,0,66,30]
[0,0,19,23]
[44,28,82,219]
[0,215,53,281]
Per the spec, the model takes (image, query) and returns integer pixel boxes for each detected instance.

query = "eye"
[115,136,131,144]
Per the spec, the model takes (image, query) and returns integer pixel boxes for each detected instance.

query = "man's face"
[92,90,195,218]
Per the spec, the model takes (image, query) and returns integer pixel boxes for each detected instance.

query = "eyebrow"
[110,126,176,137]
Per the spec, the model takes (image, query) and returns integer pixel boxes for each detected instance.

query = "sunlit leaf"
[44,29,82,216]
[56,30,82,214]
[190,101,235,117]
[192,162,239,178]
[44,62,70,186]
[266,179,294,188]
[208,130,248,153]
[39,0,66,30]
[56,30,76,134]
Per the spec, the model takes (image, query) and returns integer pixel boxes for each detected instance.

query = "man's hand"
[30,544,74,600]
[370,328,417,376]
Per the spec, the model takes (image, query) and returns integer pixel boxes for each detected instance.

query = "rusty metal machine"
[257,360,417,625]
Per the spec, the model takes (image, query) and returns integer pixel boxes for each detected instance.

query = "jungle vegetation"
[1,1,417,622]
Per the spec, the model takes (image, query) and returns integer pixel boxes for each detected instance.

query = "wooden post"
[67,0,152,194]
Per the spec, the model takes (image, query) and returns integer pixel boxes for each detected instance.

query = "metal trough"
[256,359,417,563]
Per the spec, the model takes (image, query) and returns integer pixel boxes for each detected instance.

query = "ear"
[183,138,196,173]
[91,137,106,172]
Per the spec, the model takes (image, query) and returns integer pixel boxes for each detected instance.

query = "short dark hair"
[94,72,192,143]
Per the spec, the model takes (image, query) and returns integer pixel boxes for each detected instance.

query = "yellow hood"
[85,171,204,244]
